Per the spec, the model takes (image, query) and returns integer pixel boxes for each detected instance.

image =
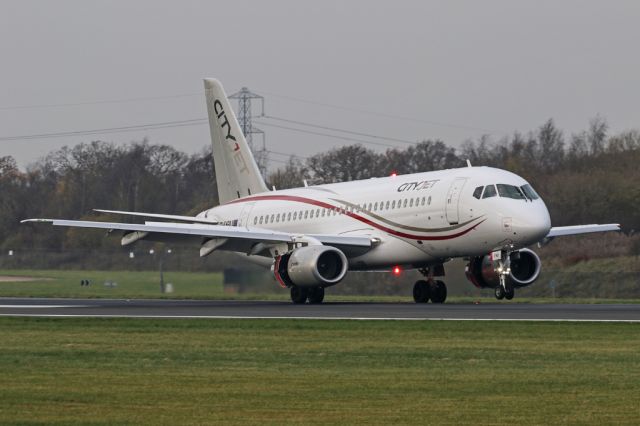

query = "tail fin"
[204,78,269,204]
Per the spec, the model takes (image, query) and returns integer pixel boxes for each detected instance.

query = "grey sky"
[1,0,639,169]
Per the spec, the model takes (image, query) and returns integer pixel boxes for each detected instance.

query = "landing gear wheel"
[494,286,505,300]
[290,286,308,304]
[307,287,325,304]
[430,280,447,304]
[413,280,430,303]
[505,287,515,300]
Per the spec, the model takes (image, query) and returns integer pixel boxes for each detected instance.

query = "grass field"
[0,317,639,425]
[2,269,640,304]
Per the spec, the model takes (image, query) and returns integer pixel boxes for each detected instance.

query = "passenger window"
[287,212,292,221]
[374,202,378,211]
[392,200,396,209]
[421,197,425,206]
[259,216,263,224]
[293,212,297,220]
[270,214,275,223]
[304,211,308,219]
[254,217,257,225]
[482,185,497,199]
[409,199,414,207]
[385,201,390,210]
[403,199,408,208]
[276,213,280,222]
[473,186,484,199]
[428,196,431,205]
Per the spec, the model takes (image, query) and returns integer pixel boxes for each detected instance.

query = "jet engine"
[465,248,541,289]
[274,245,348,288]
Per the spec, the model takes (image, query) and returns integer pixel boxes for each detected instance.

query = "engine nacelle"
[465,248,542,289]
[274,246,348,288]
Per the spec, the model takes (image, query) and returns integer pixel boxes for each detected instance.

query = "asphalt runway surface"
[1,298,639,321]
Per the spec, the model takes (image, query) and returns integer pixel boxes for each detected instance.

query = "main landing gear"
[413,266,447,304]
[290,286,325,304]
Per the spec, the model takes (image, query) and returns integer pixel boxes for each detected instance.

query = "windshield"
[496,184,526,200]
[520,184,540,200]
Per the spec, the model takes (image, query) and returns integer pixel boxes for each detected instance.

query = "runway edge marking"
[0,313,639,322]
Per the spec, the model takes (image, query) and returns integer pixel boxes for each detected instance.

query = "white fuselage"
[197,166,551,270]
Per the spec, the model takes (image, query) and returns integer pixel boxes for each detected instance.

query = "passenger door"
[445,178,467,224]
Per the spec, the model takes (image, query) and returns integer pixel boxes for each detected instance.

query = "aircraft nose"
[513,203,551,245]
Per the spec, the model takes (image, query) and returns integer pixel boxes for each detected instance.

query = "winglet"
[20,219,54,224]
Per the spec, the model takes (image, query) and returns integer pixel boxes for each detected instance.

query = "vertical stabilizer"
[204,78,269,204]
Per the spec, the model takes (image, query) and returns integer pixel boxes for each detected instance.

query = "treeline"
[1,118,639,270]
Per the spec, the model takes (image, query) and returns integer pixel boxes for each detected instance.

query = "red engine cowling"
[465,248,541,289]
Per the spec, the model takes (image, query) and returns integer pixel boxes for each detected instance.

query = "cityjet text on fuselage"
[397,179,439,192]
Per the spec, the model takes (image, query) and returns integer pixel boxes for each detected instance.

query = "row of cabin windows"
[253,195,433,226]
[472,184,540,201]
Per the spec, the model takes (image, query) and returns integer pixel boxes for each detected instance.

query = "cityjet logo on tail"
[213,99,240,152]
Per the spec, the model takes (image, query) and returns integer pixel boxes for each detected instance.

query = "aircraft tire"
[430,280,447,303]
[413,280,430,303]
[505,287,515,300]
[495,286,505,300]
[290,286,309,304]
[307,287,325,304]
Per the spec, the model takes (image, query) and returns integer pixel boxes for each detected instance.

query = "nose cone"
[513,202,552,246]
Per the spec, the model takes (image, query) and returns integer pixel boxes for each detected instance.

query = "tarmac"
[1,298,639,321]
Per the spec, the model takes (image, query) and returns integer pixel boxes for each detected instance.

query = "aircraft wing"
[546,224,621,238]
[21,218,373,257]
[93,209,219,225]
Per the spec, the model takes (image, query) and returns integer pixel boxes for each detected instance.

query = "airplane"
[22,78,621,304]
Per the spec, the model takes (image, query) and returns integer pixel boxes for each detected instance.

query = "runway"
[1,298,639,321]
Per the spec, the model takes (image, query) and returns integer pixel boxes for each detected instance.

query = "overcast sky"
[1,0,639,169]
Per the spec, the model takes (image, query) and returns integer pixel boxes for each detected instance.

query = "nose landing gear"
[413,266,447,304]
[494,249,515,301]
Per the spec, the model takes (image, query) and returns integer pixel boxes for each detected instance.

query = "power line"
[254,120,405,148]
[0,118,207,141]
[258,89,497,134]
[0,93,200,111]
[262,115,417,145]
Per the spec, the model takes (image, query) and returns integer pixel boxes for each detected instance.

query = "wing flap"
[94,209,218,225]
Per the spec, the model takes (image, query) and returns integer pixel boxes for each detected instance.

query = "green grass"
[0,318,638,425]
[2,269,640,303]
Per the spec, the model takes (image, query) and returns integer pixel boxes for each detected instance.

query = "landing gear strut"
[494,249,515,301]
[413,266,447,304]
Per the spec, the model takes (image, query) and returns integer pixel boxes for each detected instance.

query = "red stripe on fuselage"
[226,194,484,241]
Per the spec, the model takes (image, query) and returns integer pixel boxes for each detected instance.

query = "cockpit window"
[482,185,497,199]
[497,184,526,200]
[520,184,540,200]
[473,186,483,199]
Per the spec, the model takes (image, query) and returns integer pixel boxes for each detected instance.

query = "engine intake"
[465,248,541,289]
[274,246,348,288]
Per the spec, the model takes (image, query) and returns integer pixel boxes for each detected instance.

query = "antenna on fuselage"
[466,159,472,168]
